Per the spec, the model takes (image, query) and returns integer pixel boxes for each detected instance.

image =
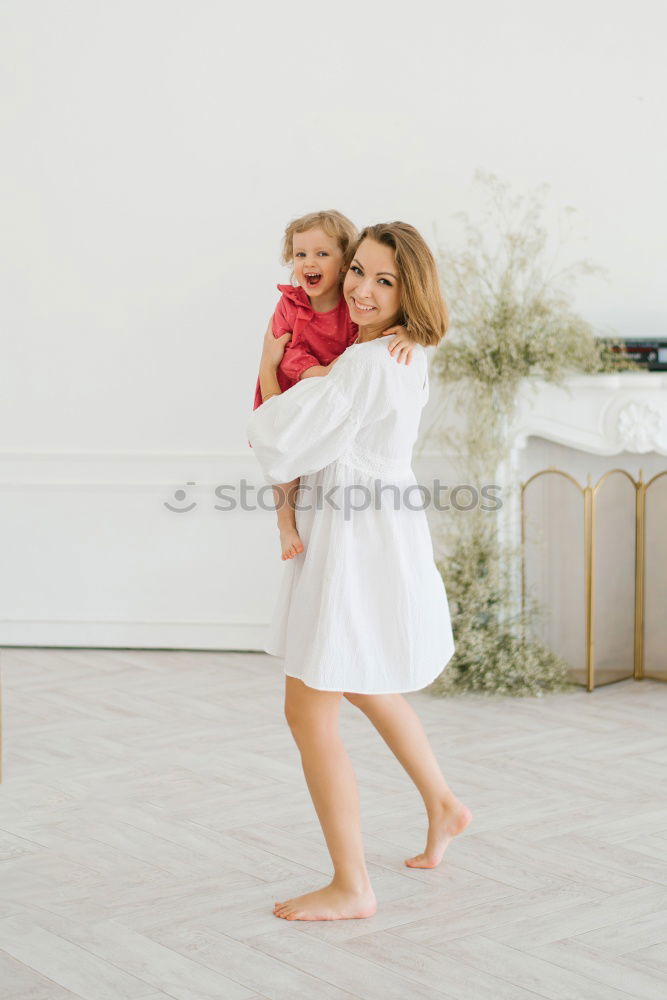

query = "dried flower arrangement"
[427,172,635,697]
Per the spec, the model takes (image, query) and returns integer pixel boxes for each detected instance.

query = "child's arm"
[300,363,333,379]
[381,324,416,365]
[279,345,325,383]
[300,354,344,379]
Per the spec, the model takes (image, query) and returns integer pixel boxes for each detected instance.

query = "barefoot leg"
[273,677,376,921]
[273,479,304,560]
[345,691,472,868]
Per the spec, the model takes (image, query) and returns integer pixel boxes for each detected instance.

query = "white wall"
[1,0,665,648]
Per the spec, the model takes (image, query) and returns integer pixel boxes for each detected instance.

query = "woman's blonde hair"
[355,222,449,347]
[281,210,359,268]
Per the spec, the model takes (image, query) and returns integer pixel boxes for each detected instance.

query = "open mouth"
[305,272,322,287]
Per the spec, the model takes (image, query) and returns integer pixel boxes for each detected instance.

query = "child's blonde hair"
[281,210,359,268]
[354,222,449,347]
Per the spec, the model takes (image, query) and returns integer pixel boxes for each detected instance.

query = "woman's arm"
[259,363,281,401]
[258,317,291,401]
[247,350,366,485]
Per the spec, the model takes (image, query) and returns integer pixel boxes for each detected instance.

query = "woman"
[247,222,472,922]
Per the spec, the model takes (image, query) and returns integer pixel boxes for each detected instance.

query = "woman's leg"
[345,692,472,868]
[272,478,304,560]
[273,676,377,921]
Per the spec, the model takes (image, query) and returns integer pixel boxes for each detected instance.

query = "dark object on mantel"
[610,339,667,370]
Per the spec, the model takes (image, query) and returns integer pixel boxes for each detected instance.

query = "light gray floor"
[0,647,666,1000]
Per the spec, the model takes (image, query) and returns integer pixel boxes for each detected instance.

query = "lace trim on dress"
[339,442,412,478]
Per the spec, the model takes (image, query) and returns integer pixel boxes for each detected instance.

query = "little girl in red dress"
[252,209,415,561]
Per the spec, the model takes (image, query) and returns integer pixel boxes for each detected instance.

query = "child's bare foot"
[280,525,304,560]
[405,798,472,869]
[273,880,377,921]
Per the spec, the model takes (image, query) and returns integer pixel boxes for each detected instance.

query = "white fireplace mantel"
[497,372,667,563]
[510,372,667,458]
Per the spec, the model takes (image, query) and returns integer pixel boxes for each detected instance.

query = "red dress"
[252,284,358,412]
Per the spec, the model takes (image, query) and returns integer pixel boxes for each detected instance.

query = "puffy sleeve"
[246,350,368,484]
[271,293,293,337]
[279,343,321,382]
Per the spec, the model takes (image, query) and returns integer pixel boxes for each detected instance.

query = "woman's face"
[343,238,401,330]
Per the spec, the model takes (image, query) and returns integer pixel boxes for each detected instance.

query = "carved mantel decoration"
[615,401,662,453]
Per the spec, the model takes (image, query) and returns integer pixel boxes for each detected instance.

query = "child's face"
[292,228,345,299]
[343,238,401,329]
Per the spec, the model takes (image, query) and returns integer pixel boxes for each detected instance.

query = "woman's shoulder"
[354,337,427,379]
[328,338,426,401]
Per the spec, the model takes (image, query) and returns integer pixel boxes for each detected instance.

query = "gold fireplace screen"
[520,468,667,691]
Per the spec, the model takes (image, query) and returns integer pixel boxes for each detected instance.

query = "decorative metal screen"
[520,468,667,690]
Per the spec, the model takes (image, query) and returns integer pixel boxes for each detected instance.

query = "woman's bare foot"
[273,880,377,921]
[279,525,304,560]
[405,798,472,869]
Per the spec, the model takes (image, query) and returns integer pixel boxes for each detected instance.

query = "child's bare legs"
[345,691,472,868]
[273,677,377,921]
[273,479,304,560]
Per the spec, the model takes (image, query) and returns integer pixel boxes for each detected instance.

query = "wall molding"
[0,448,454,460]
[0,619,270,650]
[0,449,458,490]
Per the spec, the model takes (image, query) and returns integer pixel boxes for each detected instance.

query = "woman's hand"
[260,317,292,370]
[381,324,415,365]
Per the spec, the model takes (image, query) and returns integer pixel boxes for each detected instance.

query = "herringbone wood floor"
[0,647,666,1000]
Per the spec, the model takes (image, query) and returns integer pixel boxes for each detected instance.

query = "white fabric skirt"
[264,458,455,694]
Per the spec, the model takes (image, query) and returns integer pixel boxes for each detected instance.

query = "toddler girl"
[252,209,415,560]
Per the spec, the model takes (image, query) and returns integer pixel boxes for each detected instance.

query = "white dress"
[246,336,455,694]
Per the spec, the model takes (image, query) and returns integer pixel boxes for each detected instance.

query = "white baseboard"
[0,620,270,651]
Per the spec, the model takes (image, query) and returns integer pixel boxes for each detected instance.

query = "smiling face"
[343,238,402,335]
[291,227,346,307]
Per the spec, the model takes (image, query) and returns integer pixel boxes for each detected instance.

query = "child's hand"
[381,324,415,365]
[261,317,292,369]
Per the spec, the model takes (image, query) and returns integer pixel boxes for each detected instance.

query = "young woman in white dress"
[247,222,472,921]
